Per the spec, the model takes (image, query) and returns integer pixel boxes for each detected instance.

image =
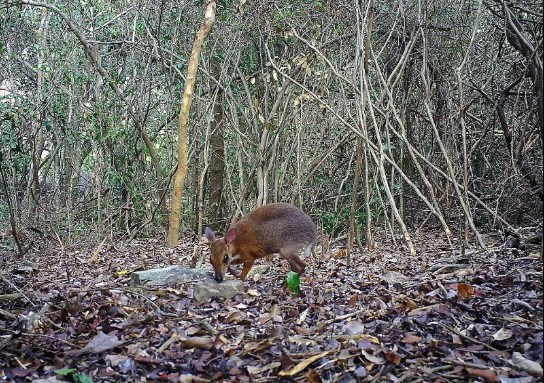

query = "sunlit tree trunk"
[167,1,216,246]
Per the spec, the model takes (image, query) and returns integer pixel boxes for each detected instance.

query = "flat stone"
[130,266,211,287]
[193,279,246,302]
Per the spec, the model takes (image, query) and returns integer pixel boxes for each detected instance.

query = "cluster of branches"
[0,0,541,256]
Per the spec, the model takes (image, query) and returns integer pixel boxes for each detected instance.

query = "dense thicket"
[1,0,542,253]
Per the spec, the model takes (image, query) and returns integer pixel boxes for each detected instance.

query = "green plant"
[286,271,301,296]
[317,207,369,237]
[54,368,94,383]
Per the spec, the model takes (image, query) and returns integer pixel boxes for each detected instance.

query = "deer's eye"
[223,255,229,263]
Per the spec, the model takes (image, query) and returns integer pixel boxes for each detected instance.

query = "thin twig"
[1,276,36,307]
[438,323,499,351]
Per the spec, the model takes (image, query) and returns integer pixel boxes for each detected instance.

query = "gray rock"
[193,279,246,302]
[130,266,212,287]
[130,264,270,294]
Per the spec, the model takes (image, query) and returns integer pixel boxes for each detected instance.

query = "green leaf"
[54,368,77,376]
[286,271,301,296]
[74,373,94,383]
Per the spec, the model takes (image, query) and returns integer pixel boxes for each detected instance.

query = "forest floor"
[0,230,542,383]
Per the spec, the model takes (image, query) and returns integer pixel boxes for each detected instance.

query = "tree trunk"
[348,137,363,261]
[25,9,49,220]
[350,0,375,256]
[208,60,226,230]
[167,1,216,246]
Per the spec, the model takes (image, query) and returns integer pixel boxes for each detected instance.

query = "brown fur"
[205,203,316,282]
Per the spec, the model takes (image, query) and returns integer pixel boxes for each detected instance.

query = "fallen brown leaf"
[347,294,358,307]
[492,328,513,341]
[278,351,330,376]
[306,369,323,383]
[178,336,214,350]
[385,351,402,366]
[333,248,346,258]
[281,349,295,370]
[361,349,385,365]
[293,325,312,335]
[401,334,422,344]
[457,283,475,299]
[246,362,281,377]
[466,367,499,382]
[65,331,123,356]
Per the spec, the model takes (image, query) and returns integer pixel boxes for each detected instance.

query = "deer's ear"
[204,227,216,241]
[225,227,238,245]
